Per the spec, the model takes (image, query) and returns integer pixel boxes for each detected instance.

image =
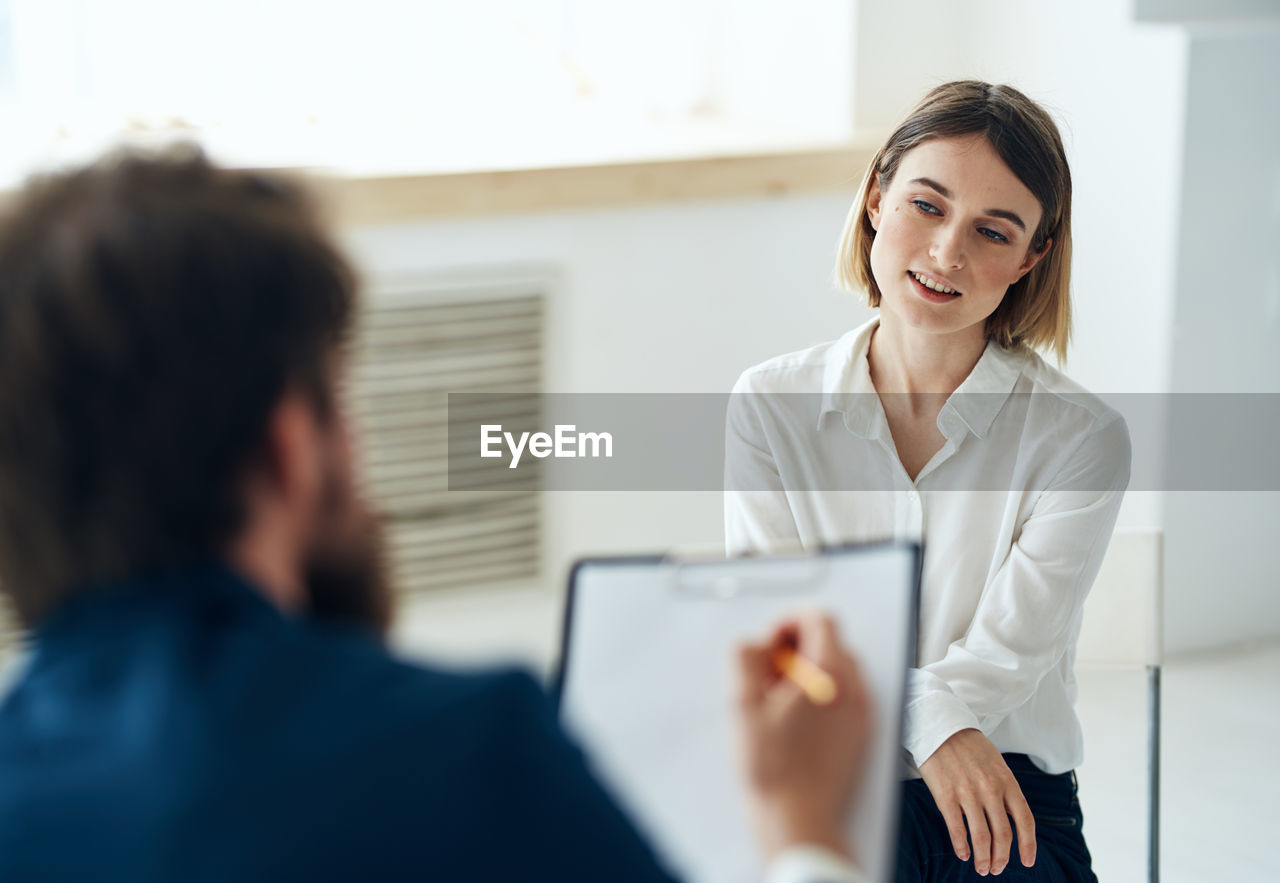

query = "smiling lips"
[909,270,962,297]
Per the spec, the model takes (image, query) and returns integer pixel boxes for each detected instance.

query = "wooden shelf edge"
[316,144,877,227]
[0,143,879,228]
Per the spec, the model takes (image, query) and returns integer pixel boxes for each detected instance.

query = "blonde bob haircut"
[836,80,1073,363]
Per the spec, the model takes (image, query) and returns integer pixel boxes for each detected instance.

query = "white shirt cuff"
[904,690,983,768]
[763,844,867,883]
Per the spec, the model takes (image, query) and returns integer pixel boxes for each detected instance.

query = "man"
[0,147,870,882]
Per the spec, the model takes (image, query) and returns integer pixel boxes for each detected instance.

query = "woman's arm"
[724,373,806,556]
[912,413,1131,875]
[905,413,1131,765]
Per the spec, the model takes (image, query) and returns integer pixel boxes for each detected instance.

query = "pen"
[772,647,838,705]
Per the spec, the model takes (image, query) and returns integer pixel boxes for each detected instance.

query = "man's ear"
[1016,236,1053,281]
[251,390,324,514]
[866,173,883,232]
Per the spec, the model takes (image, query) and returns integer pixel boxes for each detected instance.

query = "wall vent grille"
[350,273,545,596]
[0,596,22,664]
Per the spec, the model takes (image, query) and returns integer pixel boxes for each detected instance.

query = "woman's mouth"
[907,270,962,302]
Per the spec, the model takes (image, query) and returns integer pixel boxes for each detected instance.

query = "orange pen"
[772,646,838,705]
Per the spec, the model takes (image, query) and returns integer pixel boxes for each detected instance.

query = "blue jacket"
[0,566,679,882]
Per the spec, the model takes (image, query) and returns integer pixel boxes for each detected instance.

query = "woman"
[725,81,1130,882]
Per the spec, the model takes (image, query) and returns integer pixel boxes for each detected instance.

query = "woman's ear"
[1016,236,1052,281]
[866,173,883,232]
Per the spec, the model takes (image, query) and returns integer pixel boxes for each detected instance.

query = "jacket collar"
[33,561,283,645]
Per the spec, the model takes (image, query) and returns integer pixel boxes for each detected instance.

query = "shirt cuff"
[763,844,867,883]
[904,690,983,768]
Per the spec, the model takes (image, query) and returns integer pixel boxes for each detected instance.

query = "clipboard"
[555,542,920,883]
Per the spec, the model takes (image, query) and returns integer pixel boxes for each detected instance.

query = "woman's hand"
[918,728,1036,876]
[734,614,872,863]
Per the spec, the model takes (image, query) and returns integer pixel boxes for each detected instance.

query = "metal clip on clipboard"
[662,543,831,600]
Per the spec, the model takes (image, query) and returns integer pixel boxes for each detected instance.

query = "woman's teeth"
[911,271,957,295]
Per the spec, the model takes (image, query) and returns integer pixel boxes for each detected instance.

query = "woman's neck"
[867,313,987,399]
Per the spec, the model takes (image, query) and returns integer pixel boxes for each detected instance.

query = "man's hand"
[918,728,1036,876]
[734,614,871,863]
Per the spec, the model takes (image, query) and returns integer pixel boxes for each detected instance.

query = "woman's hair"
[836,80,1073,362]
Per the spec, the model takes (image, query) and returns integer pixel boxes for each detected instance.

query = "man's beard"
[301,471,395,637]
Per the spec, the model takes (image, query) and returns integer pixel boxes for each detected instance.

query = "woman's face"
[866,134,1048,347]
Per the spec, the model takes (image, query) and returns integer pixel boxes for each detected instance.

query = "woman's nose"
[929,222,966,270]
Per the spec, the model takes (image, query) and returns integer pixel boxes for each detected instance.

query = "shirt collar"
[818,316,881,436]
[817,314,1026,440]
[944,340,1025,439]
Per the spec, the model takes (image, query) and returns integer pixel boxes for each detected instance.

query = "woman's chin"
[881,302,972,337]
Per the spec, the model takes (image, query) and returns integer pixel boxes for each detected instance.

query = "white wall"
[1161,30,1280,651]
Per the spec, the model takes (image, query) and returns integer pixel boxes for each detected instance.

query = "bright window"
[0,0,855,184]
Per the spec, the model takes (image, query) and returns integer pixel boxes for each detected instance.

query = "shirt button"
[907,489,919,501]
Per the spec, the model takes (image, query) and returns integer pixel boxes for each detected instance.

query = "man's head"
[0,145,391,631]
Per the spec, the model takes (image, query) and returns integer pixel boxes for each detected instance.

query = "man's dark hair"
[0,145,357,625]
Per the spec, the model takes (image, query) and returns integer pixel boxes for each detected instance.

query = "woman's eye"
[979,227,1009,243]
[911,199,941,215]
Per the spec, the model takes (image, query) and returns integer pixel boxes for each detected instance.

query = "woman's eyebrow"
[985,208,1027,232]
[909,177,1027,232]
[910,176,954,199]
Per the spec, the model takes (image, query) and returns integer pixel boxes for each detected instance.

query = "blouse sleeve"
[903,413,1132,768]
[724,371,806,557]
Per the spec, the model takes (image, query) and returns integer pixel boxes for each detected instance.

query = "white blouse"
[725,316,1130,776]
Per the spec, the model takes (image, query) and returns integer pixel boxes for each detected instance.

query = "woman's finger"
[985,803,1013,875]
[1006,788,1037,868]
[935,798,970,863]
[962,798,992,876]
